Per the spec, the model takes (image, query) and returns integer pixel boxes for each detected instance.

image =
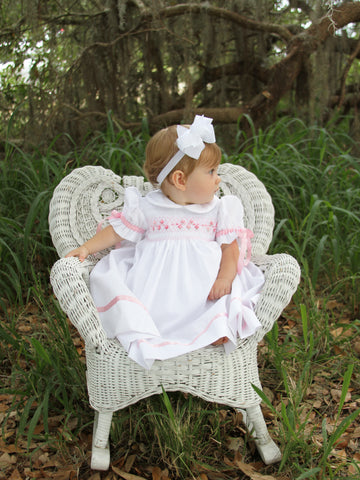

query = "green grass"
[0,115,359,478]
[230,116,360,292]
[0,118,148,311]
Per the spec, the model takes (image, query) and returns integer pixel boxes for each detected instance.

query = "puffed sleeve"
[108,187,147,243]
[216,195,254,274]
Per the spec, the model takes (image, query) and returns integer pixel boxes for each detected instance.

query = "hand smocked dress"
[90,187,265,369]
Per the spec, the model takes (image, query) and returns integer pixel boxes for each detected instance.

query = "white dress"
[90,187,265,369]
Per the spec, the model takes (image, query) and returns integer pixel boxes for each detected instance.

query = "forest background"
[0,1,360,479]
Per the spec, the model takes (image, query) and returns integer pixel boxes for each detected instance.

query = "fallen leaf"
[227,436,244,451]
[124,454,137,472]
[51,470,77,480]
[333,345,346,356]
[353,452,360,462]
[112,466,147,480]
[224,456,235,467]
[148,467,171,480]
[330,448,347,461]
[103,473,116,480]
[87,474,101,480]
[348,439,358,451]
[8,469,23,480]
[0,441,25,454]
[37,452,50,465]
[234,459,277,479]
[23,469,43,479]
[326,300,342,310]
[331,388,351,403]
[150,467,162,480]
[0,452,16,467]
[262,387,275,403]
[353,341,360,356]
[17,325,32,333]
[348,463,359,475]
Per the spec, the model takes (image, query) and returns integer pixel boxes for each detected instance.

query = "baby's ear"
[171,170,187,191]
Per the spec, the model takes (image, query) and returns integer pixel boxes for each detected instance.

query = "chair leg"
[91,410,113,471]
[242,405,282,465]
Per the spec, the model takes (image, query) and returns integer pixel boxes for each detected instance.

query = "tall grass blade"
[322,408,360,462]
[336,364,354,419]
[311,234,328,288]
[295,468,322,480]
[301,304,308,350]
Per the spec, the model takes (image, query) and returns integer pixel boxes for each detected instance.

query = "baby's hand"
[208,278,232,300]
[65,246,90,262]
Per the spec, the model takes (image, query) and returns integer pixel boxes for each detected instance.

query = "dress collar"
[146,189,219,213]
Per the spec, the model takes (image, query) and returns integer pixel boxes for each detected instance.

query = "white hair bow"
[156,115,216,185]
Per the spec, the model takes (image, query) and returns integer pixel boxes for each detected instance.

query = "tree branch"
[148,3,360,132]
[151,107,245,127]
[0,9,110,39]
[306,1,360,40]
[41,9,111,26]
[338,37,360,109]
[141,3,294,43]
[170,61,269,111]
[241,2,360,127]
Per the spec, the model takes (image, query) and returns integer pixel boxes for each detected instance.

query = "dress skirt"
[90,187,265,369]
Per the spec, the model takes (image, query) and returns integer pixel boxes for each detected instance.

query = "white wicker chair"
[49,163,300,471]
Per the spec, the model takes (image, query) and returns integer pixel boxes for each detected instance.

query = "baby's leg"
[212,337,229,346]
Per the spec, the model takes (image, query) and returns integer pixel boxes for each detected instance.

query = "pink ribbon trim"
[216,227,254,274]
[136,312,228,348]
[96,210,145,235]
[97,294,149,313]
[237,228,254,274]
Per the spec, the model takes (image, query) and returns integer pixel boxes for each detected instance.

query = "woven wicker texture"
[49,164,301,469]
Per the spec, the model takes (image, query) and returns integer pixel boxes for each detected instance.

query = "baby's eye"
[209,169,215,175]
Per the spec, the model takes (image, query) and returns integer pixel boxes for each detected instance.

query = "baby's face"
[182,164,221,205]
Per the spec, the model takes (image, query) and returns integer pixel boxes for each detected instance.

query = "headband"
[156,115,216,185]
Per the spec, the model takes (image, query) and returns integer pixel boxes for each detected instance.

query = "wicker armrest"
[50,256,107,350]
[252,253,301,340]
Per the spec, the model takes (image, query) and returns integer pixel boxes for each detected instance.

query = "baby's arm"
[208,240,239,300]
[65,225,123,262]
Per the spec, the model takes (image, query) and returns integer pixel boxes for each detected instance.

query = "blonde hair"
[144,125,221,187]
